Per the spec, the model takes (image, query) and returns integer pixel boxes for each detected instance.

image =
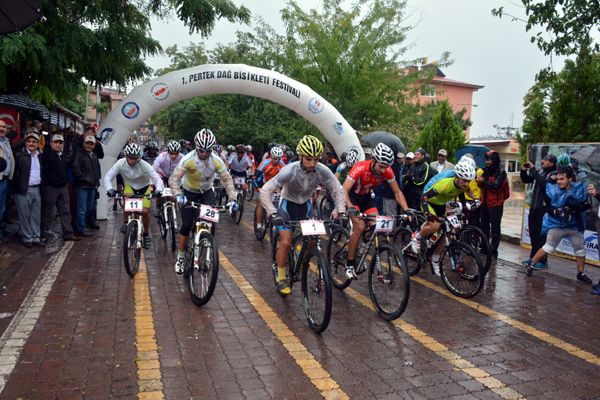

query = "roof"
[431,76,484,90]
[0,94,49,116]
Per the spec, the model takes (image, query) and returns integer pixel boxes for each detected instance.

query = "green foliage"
[0,0,250,107]
[415,101,466,162]
[152,0,446,150]
[492,0,599,57]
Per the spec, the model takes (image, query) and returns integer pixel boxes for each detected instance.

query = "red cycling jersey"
[347,160,395,195]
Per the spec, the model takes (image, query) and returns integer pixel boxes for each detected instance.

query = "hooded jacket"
[479,151,508,208]
[542,180,589,234]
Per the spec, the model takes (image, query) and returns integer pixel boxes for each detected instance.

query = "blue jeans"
[0,179,7,234]
[75,187,95,233]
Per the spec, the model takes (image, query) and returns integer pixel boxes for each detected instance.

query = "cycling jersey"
[335,162,349,183]
[104,158,164,192]
[347,160,395,195]
[152,151,183,179]
[422,171,466,206]
[169,151,234,197]
[260,161,345,216]
[255,158,285,186]
[228,154,252,172]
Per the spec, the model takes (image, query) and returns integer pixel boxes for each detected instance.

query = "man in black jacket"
[12,129,45,247]
[72,136,101,236]
[404,148,437,210]
[41,134,80,241]
[520,154,557,269]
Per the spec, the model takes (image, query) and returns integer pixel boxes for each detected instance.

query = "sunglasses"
[168,151,179,156]
[197,149,211,154]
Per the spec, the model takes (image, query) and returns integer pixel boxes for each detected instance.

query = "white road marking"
[0,242,73,392]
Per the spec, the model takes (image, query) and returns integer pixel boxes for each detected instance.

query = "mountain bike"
[327,214,410,321]
[398,208,486,298]
[183,201,228,307]
[231,176,246,224]
[254,192,280,242]
[214,178,227,206]
[156,188,178,252]
[246,172,255,201]
[119,192,157,277]
[456,200,492,274]
[271,219,333,333]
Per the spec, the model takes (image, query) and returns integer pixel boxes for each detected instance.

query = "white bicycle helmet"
[372,143,394,165]
[459,155,477,169]
[123,143,142,158]
[346,149,360,167]
[270,146,283,158]
[167,140,181,153]
[454,160,477,180]
[194,129,216,150]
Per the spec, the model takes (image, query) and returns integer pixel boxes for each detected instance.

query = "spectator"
[12,128,44,247]
[382,152,405,215]
[0,119,15,241]
[587,183,600,294]
[41,134,79,241]
[477,150,509,258]
[72,136,101,237]
[405,152,415,168]
[404,148,437,210]
[363,147,373,160]
[525,166,592,285]
[520,154,557,269]
[430,149,454,173]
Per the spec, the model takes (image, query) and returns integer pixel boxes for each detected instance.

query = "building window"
[420,84,435,98]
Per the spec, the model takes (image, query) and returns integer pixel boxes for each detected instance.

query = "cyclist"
[254,146,286,237]
[142,140,160,164]
[260,135,346,295]
[245,145,256,170]
[335,148,360,183]
[225,145,235,161]
[213,144,226,161]
[228,144,254,192]
[409,160,477,275]
[153,140,183,214]
[105,143,164,249]
[169,129,238,275]
[343,143,409,279]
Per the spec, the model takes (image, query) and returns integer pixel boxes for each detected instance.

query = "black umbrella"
[571,145,600,172]
[0,0,42,35]
[361,131,405,155]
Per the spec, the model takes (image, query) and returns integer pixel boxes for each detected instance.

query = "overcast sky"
[146,0,566,138]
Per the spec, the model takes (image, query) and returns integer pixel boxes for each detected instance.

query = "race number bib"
[200,205,220,223]
[124,198,143,212]
[374,216,394,233]
[162,188,173,197]
[448,215,461,229]
[300,220,326,236]
[234,177,246,185]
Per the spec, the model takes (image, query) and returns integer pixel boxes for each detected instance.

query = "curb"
[501,233,521,245]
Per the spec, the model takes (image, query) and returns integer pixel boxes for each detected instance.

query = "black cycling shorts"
[179,189,216,236]
[277,199,312,231]
[349,191,377,214]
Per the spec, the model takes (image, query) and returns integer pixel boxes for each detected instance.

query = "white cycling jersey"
[169,151,235,198]
[104,158,164,191]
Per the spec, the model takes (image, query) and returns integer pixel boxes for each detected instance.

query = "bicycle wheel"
[234,192,244,224]
[393,227,420,276]
[439,241,485,298]
[270,230,293,290]
[301,247,332,333]
[460,225,492,274]
[168,207,177,252]
[326,226,352,290]
[123,221,141,277]
[254,206,267,241]
[319,196,333,220]
[158,207,167,239]
[188,231,219,306]
[247,183,255,201]
[368,243,410,321]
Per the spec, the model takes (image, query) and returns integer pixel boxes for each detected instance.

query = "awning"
[0,94,49,118]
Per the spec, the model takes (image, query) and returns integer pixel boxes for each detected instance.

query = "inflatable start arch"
[96,63,363,218]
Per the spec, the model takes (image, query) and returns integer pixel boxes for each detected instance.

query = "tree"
[0,0,250,105]
[152,0,442,150]
[415,101,466,162]
[492,0,599,56]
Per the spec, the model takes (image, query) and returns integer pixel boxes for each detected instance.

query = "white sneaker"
[174,256,185,275]
[431,260,441,276]
[410,235,420,254]
[345,265,358,280]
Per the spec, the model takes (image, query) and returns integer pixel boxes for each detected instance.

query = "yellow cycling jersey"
[465,168,483,201]
[169,151,228,195]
